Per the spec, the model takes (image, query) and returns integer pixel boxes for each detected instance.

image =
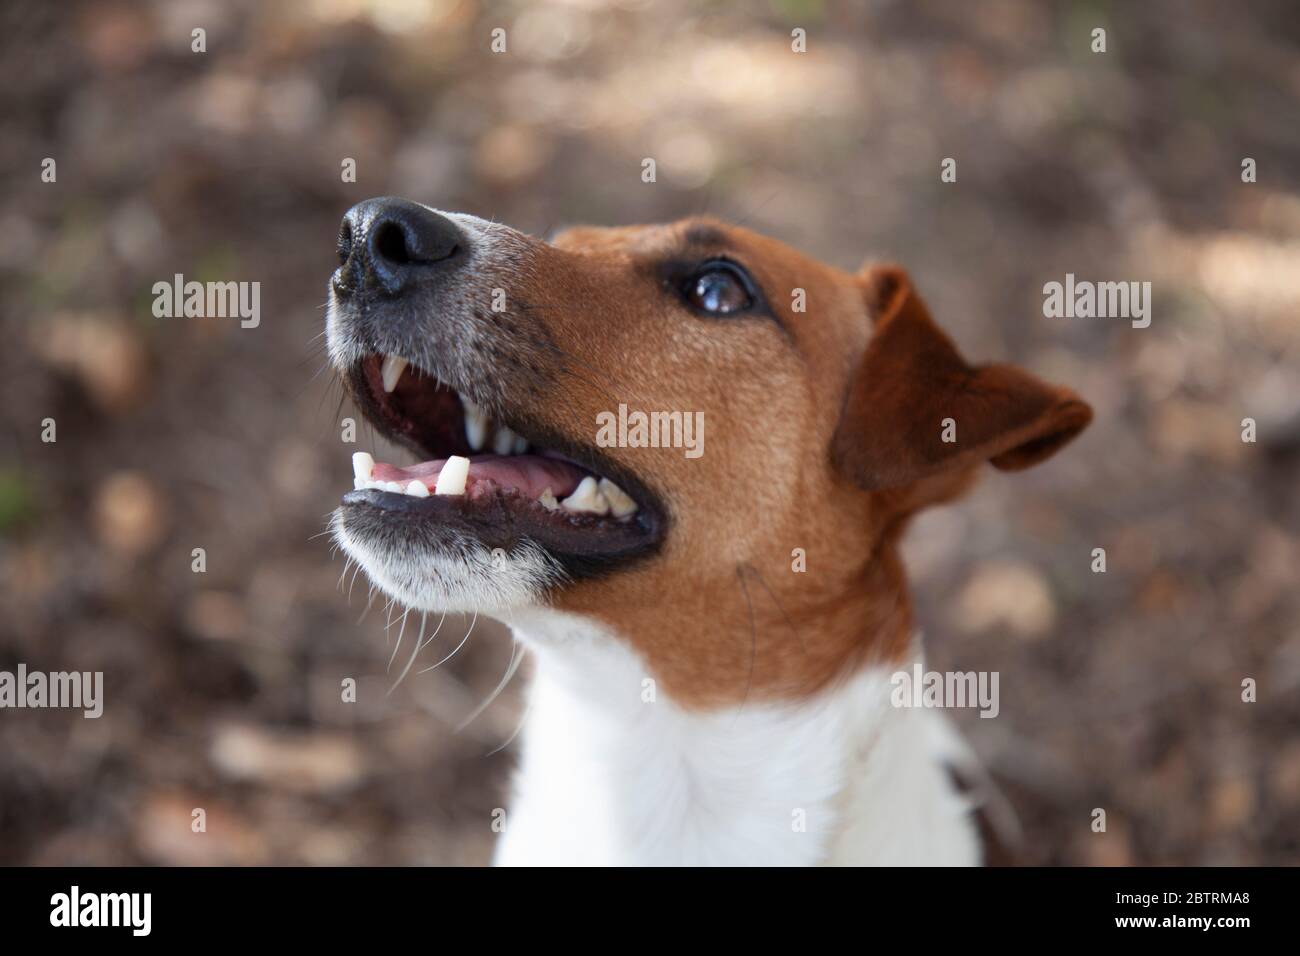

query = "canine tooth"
[406,480,429,498]
[493,426,520,456]
[560,476,610,515]
[538,488,559,512]
[598,478,638,518]
[434,455,470,495]
[354,477,367,490]
[381,355,409,393]
[461,396,489,451]
[352,452,375,481]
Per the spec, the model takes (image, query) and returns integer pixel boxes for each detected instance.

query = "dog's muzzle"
[325,198,668,588]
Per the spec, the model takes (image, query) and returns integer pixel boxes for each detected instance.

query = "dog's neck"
[495,608,981,866]
[552,531,919,708]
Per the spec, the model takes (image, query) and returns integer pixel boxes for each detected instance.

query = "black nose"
[334,197,465,297]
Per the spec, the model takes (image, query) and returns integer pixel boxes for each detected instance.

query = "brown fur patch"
[492,219,1091,708]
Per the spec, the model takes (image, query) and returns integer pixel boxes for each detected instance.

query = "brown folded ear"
[832,266,1092,492]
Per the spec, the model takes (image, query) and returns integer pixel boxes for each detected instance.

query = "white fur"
[330,510,560,613]
[495,608,982,866]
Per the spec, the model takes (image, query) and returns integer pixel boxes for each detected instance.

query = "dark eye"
[683,262,754,315]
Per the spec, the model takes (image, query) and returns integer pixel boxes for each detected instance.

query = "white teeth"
[349,454,439,498]
[461,396,489,451]
[492,426,520,456]
[560,475,610,515]
[460,402,529,457]
[346,450,637,520]
[434,455,470,495]
[352,477,432,498]
[598,478,638,518]
[381,355,409,393]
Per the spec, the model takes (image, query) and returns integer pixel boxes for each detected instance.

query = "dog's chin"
[331,506,560,614]
[332,485,665,616]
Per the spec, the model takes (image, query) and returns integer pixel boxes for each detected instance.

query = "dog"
[325,197,1092,865]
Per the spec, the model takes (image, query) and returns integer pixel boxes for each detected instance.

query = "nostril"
[337,221,353,266]
[374,221,411,265]
[340,199,465,296]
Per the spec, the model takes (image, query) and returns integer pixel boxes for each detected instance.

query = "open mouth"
[340,354,665,569]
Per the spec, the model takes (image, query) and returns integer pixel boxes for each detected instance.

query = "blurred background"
[1,0,1298,865]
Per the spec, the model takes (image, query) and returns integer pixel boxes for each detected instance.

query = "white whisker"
[387,608,412,672]
[418,610,477,674]
[486,678,532,757]
[457,638,524,733]
[388,610,430,696]
[416,611,447,654]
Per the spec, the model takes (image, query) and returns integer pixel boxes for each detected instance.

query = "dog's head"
[327,199,1091,704]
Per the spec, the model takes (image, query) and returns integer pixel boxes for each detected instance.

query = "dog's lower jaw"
[496,608,983,866]
[330,508,564,613]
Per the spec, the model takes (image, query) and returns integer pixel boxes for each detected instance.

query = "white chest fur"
[494,612,981,866]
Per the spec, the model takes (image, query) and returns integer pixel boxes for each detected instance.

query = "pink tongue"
[372,455,589,499]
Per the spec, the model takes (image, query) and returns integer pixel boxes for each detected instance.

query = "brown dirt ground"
[1,0,1298,865]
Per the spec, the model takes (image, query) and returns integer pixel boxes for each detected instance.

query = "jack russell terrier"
[325,198,1092,865]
